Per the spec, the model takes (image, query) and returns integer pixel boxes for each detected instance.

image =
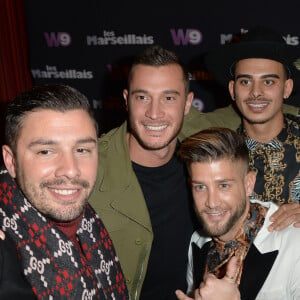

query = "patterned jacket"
[238,114,300,204]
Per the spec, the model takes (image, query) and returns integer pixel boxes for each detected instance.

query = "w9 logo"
[170,29,202,46]
[44,32,72,47]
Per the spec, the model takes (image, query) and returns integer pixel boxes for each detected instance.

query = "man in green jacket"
[89,44,299,299]
[90,45,196,300]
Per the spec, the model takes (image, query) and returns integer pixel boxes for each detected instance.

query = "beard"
[16,168,93,222]
[196,196,247,238]
[128,116,184,151]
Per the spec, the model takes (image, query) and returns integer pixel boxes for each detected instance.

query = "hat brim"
[205,41,300,91]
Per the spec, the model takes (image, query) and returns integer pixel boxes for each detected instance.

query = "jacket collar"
[192,242,278,299]
[97,122,131,192]
[192,200,280,297]
[96,121,152,231]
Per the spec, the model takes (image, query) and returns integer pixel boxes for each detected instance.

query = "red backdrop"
[0,0,32,161]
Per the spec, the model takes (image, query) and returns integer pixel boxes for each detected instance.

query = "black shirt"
[133,155,197,300]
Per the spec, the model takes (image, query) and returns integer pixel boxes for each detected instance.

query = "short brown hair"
[127,45,190,95]
[178,127,249,168]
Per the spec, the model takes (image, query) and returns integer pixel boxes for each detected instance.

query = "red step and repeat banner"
[24,1,300,134]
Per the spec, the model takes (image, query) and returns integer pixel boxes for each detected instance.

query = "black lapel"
[192,243,278,300]
[239,246,278,300]
[192,242,210,290]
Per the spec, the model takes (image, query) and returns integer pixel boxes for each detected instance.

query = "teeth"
[208,211,225,216]
[248,103,267,108]
[51,189,78,195]
[146,125,167,131]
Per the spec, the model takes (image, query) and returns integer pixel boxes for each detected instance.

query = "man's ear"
[283,78,293,100]
[184,92,194,115]
[123,89,129,111]
[228,80,235,101]
[2,145,17,178]
[245,171,256,197]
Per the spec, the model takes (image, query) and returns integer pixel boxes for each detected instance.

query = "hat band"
[229,59,292,79]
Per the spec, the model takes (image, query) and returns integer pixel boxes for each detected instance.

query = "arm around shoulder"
[180,105,241,141]
[283,103,300,116]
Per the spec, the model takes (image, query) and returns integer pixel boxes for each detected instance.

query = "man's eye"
[264,79,274,86]
[37,149,52,155]
[165,96,175,101]
[77,148,90,153]
[136,95,148,101]
[194,184,205,191]
[219,183,229,189]
[240,79,250,86]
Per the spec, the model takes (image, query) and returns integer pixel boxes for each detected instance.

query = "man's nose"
[205,188,220,208]
[251,82,263,99]
[55,153,81,179]
[145,100,165,119]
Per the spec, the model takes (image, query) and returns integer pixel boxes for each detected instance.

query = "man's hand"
[175,290,193,300]
[268,203,300,231]
[0,230,4,240]
[175,256,240,300]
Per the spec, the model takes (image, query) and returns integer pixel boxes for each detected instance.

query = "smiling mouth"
[145,125,168,131]
[49,188,79,195]
[248,103,268,108]
[206,210,227,217]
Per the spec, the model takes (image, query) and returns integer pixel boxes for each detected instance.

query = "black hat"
[204,26,300,89]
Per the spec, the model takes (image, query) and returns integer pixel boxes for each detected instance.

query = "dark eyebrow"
[131,89,148,95]
[236,74,280,80]
[76,138,97,145]
[76,137,97,145]
[130,89,181,95]
[261,74,280,79]
[217,178,235,183]
[163,90,181,95]
[28,137,97,148]
[191,178,235,184]
[28,139,57,148]
[191,180,204,185]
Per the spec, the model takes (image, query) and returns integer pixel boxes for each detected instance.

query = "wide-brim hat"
[204,26,300,91]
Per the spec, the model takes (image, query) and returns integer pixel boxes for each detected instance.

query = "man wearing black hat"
[204,26,300,233]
